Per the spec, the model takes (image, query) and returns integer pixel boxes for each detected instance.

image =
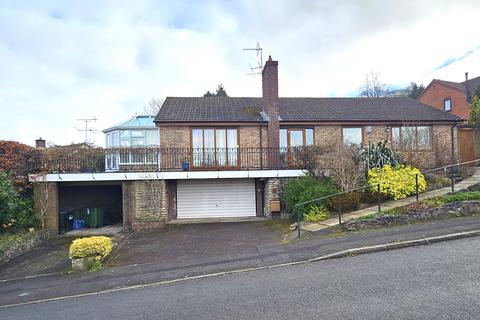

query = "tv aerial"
[75,117,98,144]
[243,42,263,75]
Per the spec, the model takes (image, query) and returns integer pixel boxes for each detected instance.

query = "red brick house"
[418,73,480,162]
[32,56,462,234]
[418,73,480,121]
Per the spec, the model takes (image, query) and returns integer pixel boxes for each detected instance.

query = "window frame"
[279,127,315,148]
[390,125,433,151]
[342,126,364,145]
[444,97,452,112]
[190,127,240,168]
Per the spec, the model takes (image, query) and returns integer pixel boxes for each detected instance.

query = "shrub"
[361,140,401,169]
[284,176,340,216]
[425,173,451,191]
[330,192,361,212]
[304,204,328,223]
[368,165,426,200]
[69,236,113,260]
[0,171,36,233]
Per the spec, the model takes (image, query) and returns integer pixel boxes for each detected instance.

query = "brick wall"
[160,126,190,148]
[418,82,469,120]
[315,126,342,146]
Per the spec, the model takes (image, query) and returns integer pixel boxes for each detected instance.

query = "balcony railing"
[36,147,309,174]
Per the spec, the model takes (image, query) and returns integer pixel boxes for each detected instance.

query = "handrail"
[293,158,480,238]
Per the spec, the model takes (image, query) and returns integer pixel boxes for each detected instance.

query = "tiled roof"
[155,97,462,123]
[435,76,480,93]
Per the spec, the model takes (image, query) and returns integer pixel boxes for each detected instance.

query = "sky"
[1,0,480,147]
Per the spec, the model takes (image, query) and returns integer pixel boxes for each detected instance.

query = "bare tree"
[143,98,164,115]
[359,71,391,98]
[296,144,365,192]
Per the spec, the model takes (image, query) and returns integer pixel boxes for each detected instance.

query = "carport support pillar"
[33,182,59,233]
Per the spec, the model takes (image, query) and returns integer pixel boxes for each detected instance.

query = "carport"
[58,182,123,234]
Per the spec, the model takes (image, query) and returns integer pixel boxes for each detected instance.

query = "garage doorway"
[176,179,256,219]
[58,183,123,234]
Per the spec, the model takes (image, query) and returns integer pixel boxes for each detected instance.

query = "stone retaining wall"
[343,200,480,231]
[0,231,54,263]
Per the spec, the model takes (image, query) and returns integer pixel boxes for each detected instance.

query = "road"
[2,237,480,319]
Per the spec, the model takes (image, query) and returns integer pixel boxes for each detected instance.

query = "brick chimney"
[35,137,46,149]
[465,72,472,103]
[262,56,280,165]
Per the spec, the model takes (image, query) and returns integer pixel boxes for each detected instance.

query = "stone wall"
[264,177,293,218]
[0,231,54,263]
[127,180,169,230]
[344,200,480,231]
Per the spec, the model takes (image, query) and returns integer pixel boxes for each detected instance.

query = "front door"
[458,128,475,163]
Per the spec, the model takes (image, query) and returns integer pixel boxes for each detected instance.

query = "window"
[279,128,314,148]
[191,128,238,167]
[343,127,363,145]
[391,126,432,150]
[115,130,159,148]
[444,98,452,112]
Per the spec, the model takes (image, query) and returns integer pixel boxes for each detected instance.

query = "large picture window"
[391,126,432,150]
[192,128,238,167]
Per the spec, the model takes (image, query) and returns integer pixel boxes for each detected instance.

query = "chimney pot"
[465,72,472,103]
[35,137,46,149]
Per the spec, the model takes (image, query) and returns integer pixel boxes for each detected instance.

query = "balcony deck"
[35,147,309,174]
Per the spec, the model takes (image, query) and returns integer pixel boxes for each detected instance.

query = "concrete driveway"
[107,221,291,268]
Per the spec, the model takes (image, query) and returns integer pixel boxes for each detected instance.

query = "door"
[458,129,475,163]
[177,179,256,218]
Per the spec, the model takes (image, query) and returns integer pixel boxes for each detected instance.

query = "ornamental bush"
[284,175,340,217]
[69,236,113,260]
[304,204,328,223]
[367,165,426,200]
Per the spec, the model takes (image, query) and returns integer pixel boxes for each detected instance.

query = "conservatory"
[103,115,160,171]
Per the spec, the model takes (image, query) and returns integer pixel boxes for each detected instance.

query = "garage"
[177,179,256,219]
[58,183,123,234]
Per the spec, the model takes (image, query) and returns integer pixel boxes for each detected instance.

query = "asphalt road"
[2,237,480,320]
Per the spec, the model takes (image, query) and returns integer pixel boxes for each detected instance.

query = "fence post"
[415,173,419,202]
[296,206,301,238]
[338,194,342,225]
[451,174,455,192]
[377,183,381,213]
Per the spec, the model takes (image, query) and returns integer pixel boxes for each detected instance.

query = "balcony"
[37,147,308,174]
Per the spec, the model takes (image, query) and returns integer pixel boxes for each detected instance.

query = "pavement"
[2,235,480,319]
[1,215,480,307]
[301,168,480,232]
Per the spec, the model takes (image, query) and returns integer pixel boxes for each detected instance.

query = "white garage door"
[177,179,256,219]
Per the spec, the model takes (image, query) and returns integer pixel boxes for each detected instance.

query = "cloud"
[435,45,480,71]
[1,0,480,146]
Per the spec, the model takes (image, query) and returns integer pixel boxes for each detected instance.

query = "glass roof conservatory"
[103,115,160,148]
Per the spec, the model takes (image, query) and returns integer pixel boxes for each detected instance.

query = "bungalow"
[32,56,462,233]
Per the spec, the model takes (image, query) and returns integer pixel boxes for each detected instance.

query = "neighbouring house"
[418,72,480,121]
[418,73,480,162]
[31,56,462,234]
